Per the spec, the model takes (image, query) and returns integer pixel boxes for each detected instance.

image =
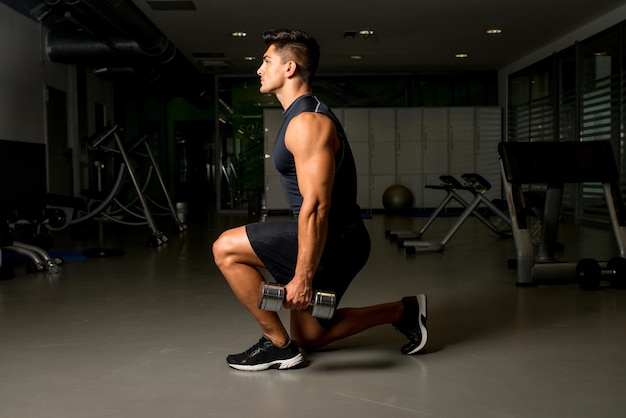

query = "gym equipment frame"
[498,140,626,286]
[400,173,512,254]
[47,125,186,246]
[1,211,64,274]
[1,241,62,273]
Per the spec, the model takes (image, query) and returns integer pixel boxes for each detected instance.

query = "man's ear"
[285,61,298,78]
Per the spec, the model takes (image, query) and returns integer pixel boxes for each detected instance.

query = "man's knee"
[212,226,251,268]
[212,230,234,266]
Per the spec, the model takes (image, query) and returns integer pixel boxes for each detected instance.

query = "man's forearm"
[294,203,329,285]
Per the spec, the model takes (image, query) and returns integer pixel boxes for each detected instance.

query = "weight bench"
[400,173,512,254]
[498,140,626,286]
[386,175,468,242]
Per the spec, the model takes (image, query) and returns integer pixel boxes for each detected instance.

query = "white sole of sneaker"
[405,294,427,355]
[228,353,304,372]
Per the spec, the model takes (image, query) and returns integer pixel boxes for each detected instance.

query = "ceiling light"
[231,31,247,37]
[486,29,502,34]
[358,30,374,39]
[455,53,469,58]
[350,55,363,60]
[243,56,256,61]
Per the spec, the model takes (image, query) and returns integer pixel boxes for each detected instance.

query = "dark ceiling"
[131,0,625,74]
[3,0,625,104]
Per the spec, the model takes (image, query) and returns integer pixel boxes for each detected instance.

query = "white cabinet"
[369,108,396,209]
[341,108,371,209]
[396,108,423,207]
[370,108,395,176]
[444,108,476,207]
[342,108,369,144]
[263,106,502,211]
[422,108,449,174]
[398,173,424,208]
[448,107,476,176]
[263,109,289,211]
[422,108,449,208]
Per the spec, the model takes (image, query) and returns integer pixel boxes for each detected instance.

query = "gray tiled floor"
[1,210,625,417]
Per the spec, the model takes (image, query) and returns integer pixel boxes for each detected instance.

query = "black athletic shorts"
[246,218,371,307]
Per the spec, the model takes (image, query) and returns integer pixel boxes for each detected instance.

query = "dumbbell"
[258,283,336,319]
[575,257,626,290]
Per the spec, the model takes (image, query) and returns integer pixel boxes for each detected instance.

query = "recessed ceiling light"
[486,29,502,34]
[350,55,363,60]
[455,53,469,58]
[232,31,247,37]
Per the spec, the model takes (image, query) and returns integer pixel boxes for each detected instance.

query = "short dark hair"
[263,29,320,84]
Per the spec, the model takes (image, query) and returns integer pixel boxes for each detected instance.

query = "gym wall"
[0,3,117,197]
[0,2,45,144]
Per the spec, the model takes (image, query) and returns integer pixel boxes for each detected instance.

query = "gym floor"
[1,210,624,418]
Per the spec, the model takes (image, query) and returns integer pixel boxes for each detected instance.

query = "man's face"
[257,44,289,94]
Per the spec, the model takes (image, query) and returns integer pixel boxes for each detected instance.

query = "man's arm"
[283,112,339,310]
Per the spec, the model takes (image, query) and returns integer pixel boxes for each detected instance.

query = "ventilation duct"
[55,0,177,62]
[46,31,145,65]
[25,0,210,106]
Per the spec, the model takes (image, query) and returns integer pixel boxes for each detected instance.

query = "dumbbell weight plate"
[258,283,284,312]
[606,257,626,288]
[310,290,336,319]
[576,258,602,290]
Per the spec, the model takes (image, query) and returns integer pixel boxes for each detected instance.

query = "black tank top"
[272,94,361,226]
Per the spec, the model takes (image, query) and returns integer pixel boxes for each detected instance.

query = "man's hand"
[284,279,313,311]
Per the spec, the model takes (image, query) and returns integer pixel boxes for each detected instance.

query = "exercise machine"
[398,173,512,254]
[47,125,187,246]
[499,140,626,286]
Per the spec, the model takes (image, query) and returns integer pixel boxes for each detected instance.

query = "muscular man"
[212,29,427,371]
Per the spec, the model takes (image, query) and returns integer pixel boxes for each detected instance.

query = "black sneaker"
[226,336,304,371]
[393,294,428,355]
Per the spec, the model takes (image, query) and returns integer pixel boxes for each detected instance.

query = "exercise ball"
[382,184,414,213]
